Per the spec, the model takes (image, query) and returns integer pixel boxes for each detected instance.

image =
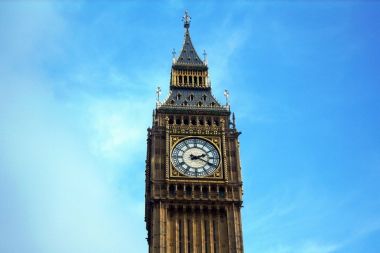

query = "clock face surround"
[171,137,220,177]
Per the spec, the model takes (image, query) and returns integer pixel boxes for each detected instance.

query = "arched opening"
[202,187,209,198]
[169,116,174,124]
[185,186,192,196]
[191,117,196,125]
[169,185,176,196]
[219,187,225,198]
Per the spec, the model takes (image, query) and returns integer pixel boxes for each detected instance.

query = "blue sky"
[0,1,379,253]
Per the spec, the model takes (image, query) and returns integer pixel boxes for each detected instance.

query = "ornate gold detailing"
[171,69,209,88]
[146,12,244,253]
[168,135,225,181]
[220,119,229,182]
[165,118,170,180]
[169,126,221,135]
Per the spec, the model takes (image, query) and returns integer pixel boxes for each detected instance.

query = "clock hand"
[190,154,199,160]
[198,156,214,166]
[190,153,205,160]
[192,153,208,161]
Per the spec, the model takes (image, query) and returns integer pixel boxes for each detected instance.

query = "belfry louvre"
[145,12,244,253]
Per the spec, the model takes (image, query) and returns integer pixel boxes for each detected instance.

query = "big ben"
[145,12,244,253]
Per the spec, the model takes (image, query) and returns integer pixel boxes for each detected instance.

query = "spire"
[169,11,210,89]
[161,11,227,110]
[174,11,205,68]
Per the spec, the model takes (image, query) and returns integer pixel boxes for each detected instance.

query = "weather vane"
[182,10,191,28]
[224,89,230,106]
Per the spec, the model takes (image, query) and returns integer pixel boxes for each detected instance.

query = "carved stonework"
[145,12,244,253]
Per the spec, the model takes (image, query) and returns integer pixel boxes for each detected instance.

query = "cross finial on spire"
[203,49,208,64]
[224,89,230,106]
[182,10,191,29]
[172,48,176,63]
[156,86,162,106]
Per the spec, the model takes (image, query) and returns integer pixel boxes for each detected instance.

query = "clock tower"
[145,12,244,253]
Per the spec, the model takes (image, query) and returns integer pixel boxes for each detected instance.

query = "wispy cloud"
[86,97,151,163]
[1,2,379,253]
[262,241,342,253]
[0,2,148,252]
[0,69,148,253]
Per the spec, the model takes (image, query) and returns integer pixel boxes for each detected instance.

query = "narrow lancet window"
[179,219,183,253]
[187,219,191,253]
[213,220,217,253]
[204,220,209,253]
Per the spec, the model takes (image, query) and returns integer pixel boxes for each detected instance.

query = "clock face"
[171,138,220,177]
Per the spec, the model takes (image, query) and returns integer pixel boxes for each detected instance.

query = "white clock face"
[171,138,220,177]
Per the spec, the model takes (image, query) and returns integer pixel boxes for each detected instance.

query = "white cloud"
[0,73,148,253]
[299,241,342,253]
[0,2,148,253]
[262,241,342,253]
[207,16,252,95]
[87,98,150,163]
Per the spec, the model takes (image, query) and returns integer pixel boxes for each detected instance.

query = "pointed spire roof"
[173,11,207,69]
[158,11,229,113]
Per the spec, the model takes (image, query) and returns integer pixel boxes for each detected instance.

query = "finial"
[203,49,208,65]
[182,10,191,29]
[172,48,176,63]
[156,86,162,106]
[224,89,230,106]
[172,48,176,58]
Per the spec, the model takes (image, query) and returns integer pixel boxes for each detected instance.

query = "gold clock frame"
[167,135,226,181]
